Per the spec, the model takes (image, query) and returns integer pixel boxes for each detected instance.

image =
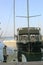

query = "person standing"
[3,45,7,62]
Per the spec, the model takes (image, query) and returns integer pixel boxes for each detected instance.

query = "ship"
[15,0,43,62]
[16,27,43,62]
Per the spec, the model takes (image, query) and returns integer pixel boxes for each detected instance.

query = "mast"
[0,22,1,30]
[27,0,30,41]
[0,22,1,37]
[14,0,15,39]
[16,0,41,41]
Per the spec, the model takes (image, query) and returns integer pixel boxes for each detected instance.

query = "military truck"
[16,27,43,62]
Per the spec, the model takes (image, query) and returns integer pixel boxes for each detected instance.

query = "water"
[2,37,14,40]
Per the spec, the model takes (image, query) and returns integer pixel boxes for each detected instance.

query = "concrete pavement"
[0,61,43,65]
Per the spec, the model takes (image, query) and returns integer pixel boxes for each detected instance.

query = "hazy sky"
[0,0,43,37]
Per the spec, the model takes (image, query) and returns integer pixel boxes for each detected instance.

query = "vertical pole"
[27,0,30,41]
[14,0,15,39]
